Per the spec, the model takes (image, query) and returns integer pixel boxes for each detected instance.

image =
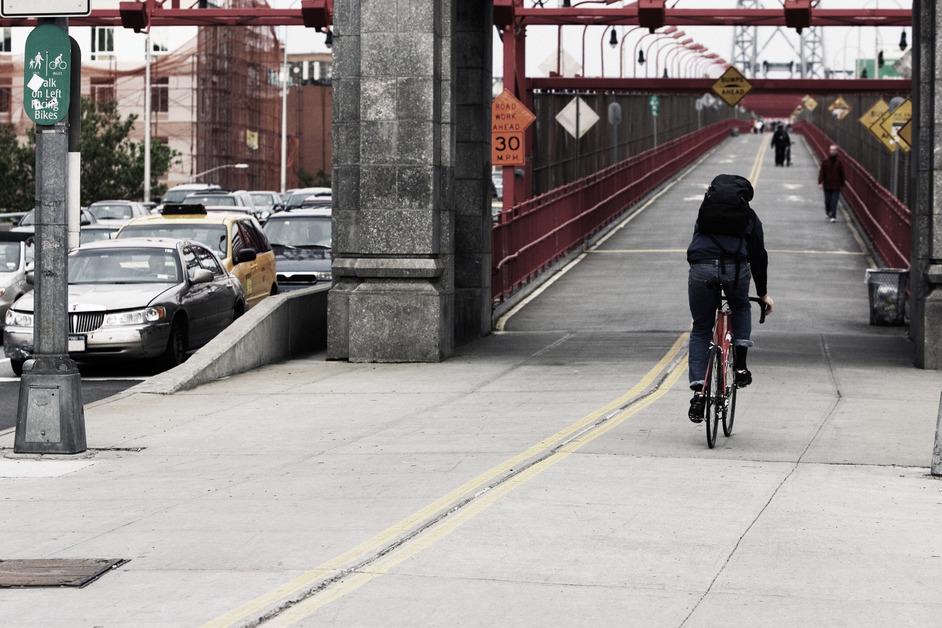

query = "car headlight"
[5,310,33,327]
[103,306,166,326]
[314,271,332,281]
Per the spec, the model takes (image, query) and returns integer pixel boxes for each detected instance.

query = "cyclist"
[687,174,774,422]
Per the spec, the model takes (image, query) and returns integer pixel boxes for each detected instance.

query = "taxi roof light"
[161,203,207,216]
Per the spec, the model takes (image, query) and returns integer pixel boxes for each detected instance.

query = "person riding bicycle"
[687,174,774,422]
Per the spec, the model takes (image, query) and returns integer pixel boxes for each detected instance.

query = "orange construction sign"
[491,89,536,166]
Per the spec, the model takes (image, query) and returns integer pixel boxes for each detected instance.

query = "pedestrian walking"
[818,144,846,223]
[771,124,791,167]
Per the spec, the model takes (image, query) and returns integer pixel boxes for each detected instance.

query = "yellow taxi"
[115,206,278,309]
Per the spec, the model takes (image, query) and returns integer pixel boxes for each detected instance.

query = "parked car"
[263,207,332,291]
[181,191,268,223]
[86,200,151,225]
[12,208,97,234]
[0,232,33,331]
[279,187,332,212]
[249,191,281,215]
[79,224,121,245]
[159,183,221,208]
[3,238,245,375]
[116,205,278,309]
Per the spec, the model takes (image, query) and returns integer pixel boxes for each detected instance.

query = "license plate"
[68,335,86,353]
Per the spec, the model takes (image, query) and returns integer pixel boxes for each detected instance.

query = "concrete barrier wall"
[134,284,330,394]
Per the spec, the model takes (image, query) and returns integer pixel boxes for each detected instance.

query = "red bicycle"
[702,296,767,448]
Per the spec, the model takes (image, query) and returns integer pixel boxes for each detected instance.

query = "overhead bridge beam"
[528,78,911,95]
[511,8,911,28]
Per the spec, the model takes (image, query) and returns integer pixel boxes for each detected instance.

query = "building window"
[151,77,169,113]
[0,28,11,53]
[90,77,115,108]
[90,27,114,60]
[0,80,11,113]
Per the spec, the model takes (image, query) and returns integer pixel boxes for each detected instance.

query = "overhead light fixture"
[638,50,645,65]
[609,28,618,49]
[562,0,571,6]
[324,28,333,49]
[899,30,908,51]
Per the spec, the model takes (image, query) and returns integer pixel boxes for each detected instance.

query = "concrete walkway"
[1,134,940,627]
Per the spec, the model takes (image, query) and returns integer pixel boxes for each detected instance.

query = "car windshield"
[183,195,237,206]
[80,229,118,245]
[264,217,332,248]
[287,192,329,208]
[19,212,34,226]
[89,204,134,221]
[251,193,274,206]
[118,224,229,259]
[0,242,20,271]
[68,248,181,284]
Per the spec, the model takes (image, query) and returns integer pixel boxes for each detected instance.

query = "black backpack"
[697,174,753,238]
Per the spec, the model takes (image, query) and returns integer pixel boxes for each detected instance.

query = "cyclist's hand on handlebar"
[760,294,774,316]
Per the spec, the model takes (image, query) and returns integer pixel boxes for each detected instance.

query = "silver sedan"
[4,238,245,376]
[0,232,33,331]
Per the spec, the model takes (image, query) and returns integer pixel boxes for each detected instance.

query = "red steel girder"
[528,77,911,95]
[514,8,911,27]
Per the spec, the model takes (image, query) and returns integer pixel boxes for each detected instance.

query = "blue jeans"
[824,190,840,219]
[688,261,753,389]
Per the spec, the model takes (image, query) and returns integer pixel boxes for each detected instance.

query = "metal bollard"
[932,391,942,477]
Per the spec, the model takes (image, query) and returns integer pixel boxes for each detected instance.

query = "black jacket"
[686,208,769,297]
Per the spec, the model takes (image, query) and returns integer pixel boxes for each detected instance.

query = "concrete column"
[911,0,942,368]
[328,0,458,362]
[453,1,493,341]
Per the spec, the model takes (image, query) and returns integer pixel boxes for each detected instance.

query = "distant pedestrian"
[818,144,846,223]
[771,124,791,167]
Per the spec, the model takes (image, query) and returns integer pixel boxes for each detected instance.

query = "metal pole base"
[14,356,86,454]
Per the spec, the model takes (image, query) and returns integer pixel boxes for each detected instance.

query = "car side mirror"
[235,248,257,264]
[25,270,34,285]
[80,215,91,226]
[188,268,213,285]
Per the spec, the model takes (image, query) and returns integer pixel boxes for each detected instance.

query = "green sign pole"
[23,23,72,125]
[15,17,86,455]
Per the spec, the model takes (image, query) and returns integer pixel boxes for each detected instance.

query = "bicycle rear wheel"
[704,347,721,449]
[722,349,737,437]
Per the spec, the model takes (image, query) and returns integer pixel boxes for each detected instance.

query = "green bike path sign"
[23,23,71,125]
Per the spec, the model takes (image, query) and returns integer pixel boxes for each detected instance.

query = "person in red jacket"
[818,144,846,223]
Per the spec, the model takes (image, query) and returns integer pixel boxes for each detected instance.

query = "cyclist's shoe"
[735,368,752,388]
[688,394,706,423]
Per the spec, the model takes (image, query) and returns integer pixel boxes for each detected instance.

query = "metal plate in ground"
[0,558,126,588]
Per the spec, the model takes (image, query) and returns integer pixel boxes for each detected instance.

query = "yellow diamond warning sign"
[711,66,752,108]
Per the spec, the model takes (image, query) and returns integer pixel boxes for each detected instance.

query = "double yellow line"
[206,334,690,627]
[748,136,768,188]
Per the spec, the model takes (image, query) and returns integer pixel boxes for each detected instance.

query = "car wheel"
[233,300,245,321]
[158,317,188,371]
[270,283,279,296]
[11,359,24,377]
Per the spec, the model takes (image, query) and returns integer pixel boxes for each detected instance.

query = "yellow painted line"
[265,359,690,626]
[206,333,690,628]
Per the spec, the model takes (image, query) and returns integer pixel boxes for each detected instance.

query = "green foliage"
[0,97,178,210]
[0,124,35,212]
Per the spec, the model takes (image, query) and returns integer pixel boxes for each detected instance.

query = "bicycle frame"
[703,303,733,399]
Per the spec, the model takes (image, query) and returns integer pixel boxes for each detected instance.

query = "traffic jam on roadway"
[0,184,334,377]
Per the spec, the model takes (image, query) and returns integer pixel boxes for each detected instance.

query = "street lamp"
[190,163,249,182]
[633,26,676,78]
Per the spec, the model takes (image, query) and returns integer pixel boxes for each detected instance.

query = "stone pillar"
[453,1,493,341]
[328,0,458,362]
[911,0,942,368]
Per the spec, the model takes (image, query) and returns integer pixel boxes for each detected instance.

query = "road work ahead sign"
[2,0,89,17]
[492,89,535,167]
[23,24,71,125]
[711,66,751,108]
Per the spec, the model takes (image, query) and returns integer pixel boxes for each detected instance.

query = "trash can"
[866,268,909,326]
[730,127,741,137]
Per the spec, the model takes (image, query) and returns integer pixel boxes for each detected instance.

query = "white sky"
[278,0,912,78]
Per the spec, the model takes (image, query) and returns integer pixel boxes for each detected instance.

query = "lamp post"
[144,31,152,203]
[618,26,644,78]
[190,162,249,183]
[673,45,704,78]
[633,26,675,78]
[647,31,683,78]
[656,36,690,78]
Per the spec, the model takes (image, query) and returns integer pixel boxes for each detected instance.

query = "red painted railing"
[492,118,750,303]
[796,121,911,269]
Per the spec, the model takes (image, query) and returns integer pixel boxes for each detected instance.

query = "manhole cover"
[0,558,126,588]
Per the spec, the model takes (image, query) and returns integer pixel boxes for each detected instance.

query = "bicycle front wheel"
[722,348,736,437]
[704,347,721,449]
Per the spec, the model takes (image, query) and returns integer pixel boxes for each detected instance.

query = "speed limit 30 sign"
[492,89,535,166]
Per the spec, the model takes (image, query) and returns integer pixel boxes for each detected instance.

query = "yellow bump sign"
[711,66,752,108]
